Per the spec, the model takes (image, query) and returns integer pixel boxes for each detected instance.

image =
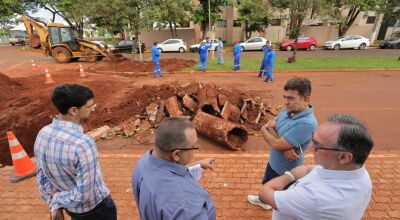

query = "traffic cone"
[79,63,87,78]
[31,59,39,71]
[44,68,55,84]
[7,131,36,183]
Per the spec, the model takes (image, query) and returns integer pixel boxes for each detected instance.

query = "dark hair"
[153,41,157,46]
[155,118,195,152]
[284,77,312,97]
[51,84,94,114]
[328,113,374,165]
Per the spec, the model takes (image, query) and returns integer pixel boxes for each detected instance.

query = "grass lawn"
[187,56,400,71]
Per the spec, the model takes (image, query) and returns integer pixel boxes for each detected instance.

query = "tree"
[31,0,89,37]
[147,0,194,38]
[193,0,229,40]
[237,0,270,39]
[271,0,316,62]
[328,0,381,36]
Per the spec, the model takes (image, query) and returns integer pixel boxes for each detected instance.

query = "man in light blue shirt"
[248,77,317,210]
[132,118,216,220]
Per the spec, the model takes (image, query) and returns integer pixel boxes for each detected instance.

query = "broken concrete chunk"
[122,123,136,137]
[87,125,111,141]
[155,102,166,124]
[217,94,228,107]
[221,101,241,123]
[146,103,159,122]
[165,96,183,117]
[183,94,199,113]
[139,120,152,130]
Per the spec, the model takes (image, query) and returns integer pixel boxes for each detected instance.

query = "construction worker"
[258,41,271,77]
[217,38,224,64]
[233,39,241,71]
[265,44,276,82]
[151,41,163,78]
[198,40,212,72]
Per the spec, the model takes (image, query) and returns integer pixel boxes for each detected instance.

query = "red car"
[279,36,317,51]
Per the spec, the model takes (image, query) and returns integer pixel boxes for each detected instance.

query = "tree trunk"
[173,21,178,37]
[168,20,174,37]
[201,22,207,40]
[338,6,361,37]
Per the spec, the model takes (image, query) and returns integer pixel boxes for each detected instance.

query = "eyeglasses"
[311,138,348,152]
[282,95,295,102]
[169,147,199,152]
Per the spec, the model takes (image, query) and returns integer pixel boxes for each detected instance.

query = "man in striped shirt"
[34,84,116,220]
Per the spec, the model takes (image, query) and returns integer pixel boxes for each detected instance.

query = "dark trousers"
[262,163,280,184]
[67,195,117,220]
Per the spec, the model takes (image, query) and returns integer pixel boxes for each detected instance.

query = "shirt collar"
[147,150,189,177]
[52,117,83,133]
[287,105,314,119]
[315,165,367,180]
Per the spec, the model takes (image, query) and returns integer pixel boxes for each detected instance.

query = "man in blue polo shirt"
[132,118,216,219]
[248,77,318,210]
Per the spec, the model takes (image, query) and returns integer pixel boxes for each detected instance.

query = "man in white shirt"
[258,113,374,220]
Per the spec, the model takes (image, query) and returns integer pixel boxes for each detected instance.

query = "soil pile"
[90,56,195,75]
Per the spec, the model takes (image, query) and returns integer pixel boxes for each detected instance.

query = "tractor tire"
[52,47,71,63]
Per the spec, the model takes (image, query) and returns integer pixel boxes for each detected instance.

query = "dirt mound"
[90,58,195,75]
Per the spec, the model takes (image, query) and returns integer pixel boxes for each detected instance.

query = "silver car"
[240,37,269,51]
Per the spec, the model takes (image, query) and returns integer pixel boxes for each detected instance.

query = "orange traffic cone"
[44,68,55,84]
[7,131,36,183]
[79,63,87,78]
[31,59,39,71]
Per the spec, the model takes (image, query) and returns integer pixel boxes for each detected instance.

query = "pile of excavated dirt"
[0,71,276,165]
[89,55,196,75]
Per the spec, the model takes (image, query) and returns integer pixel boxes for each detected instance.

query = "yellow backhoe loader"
[22,15,108,63]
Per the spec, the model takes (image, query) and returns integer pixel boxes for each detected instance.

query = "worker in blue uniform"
[258,41,271,77]
[198,40,212,72]
[217,38,224,64]
[151,41,163,78]
[265,45,276,82]
[233,39,241,71]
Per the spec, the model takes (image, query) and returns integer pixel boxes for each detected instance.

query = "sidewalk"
[1,150,399,220]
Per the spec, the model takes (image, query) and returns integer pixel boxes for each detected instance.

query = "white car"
[324,35,370,50]
[190,39,219,52]
[240,37,269,51]
[157,39,187,53]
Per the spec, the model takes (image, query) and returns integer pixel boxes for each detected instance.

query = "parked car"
[279,36,317,51]
[109,40,146,53]
[240,37,269,51]
[190,39,219,52]
[157,39,187,53]
[323,35,370,50]
[379,38,400,49]
[9,35,29,46]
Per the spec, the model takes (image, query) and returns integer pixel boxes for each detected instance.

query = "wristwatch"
[284,171,295,182]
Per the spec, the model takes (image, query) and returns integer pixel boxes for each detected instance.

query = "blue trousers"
[153,61,163,78]
[217,52,224,64]
[234,56,240,70]
[258,60,266,77]
[262,163,280,184]
[198,56,207,71]
[265,66,274,81]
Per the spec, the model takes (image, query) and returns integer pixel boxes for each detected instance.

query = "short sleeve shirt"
[269,107,318,174]
[273,166,372,220]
